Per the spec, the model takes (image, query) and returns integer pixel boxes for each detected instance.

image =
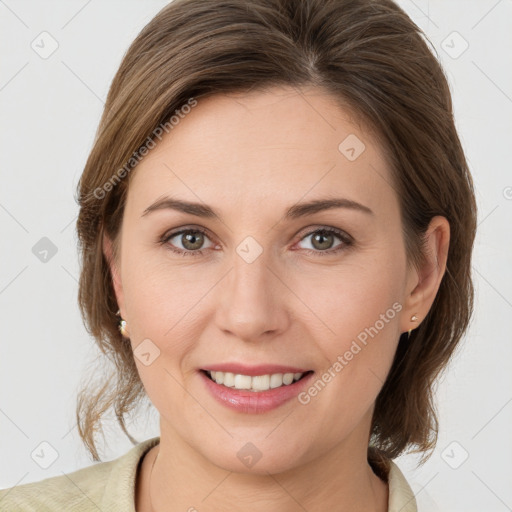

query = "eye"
[295,227,353,256]
[161,227,216,256]
[160,226,353,257]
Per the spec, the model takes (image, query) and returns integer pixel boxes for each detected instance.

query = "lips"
[198,363,315,413]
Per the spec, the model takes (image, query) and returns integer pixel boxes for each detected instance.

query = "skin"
[103,85,450,511]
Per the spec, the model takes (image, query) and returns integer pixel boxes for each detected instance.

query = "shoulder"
[387,460,418,512]
[0,460,114,512]
[0,437,160,512]
[368,449,418,512]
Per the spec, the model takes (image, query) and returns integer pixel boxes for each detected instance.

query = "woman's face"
[108,85,422,473]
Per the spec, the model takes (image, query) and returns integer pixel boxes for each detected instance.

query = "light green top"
[0,436,417,511]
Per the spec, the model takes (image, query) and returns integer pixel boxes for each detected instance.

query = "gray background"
[1,1,511,510]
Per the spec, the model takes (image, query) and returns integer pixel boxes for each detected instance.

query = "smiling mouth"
[202,369,313,392]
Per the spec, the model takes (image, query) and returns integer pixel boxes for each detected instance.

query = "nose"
[214,251,290,342]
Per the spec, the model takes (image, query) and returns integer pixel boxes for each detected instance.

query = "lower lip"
[199,370,315,413]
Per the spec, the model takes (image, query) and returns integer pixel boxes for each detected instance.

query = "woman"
[0,0,476,510]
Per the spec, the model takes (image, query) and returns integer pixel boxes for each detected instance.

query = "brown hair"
[75,0,477,464]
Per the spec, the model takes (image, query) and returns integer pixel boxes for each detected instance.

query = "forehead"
[127,85,398,221]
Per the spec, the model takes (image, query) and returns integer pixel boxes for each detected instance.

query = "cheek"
[294,302,401,442]
[121,241,211,336]
[292,252,404,403]
[122,259,205,415]
[120,249,225,400]
[294,255,403,345]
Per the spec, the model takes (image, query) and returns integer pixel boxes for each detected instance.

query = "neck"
[144,422,388,512]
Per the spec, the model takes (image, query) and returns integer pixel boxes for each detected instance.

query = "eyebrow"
[141,196,374,221]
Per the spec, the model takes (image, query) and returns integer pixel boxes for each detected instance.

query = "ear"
[103,232,125,318]
[401,215,450,334]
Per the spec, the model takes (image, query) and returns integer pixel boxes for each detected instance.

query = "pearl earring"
[408,314,419,339]
[116,309,129,338]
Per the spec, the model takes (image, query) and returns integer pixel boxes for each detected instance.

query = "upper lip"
[201,363,312,376]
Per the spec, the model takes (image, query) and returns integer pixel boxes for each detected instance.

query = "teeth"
[207,371,305,392]
[252,374,270,391]
[234,374,252,390]
[282,373,294,385]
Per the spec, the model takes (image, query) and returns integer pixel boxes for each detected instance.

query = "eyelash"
[159,226,353,257]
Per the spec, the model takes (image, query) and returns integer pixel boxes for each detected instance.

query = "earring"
[408,314,419,339]
[116,309,129,338]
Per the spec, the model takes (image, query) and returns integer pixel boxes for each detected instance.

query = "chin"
[199,437,309,476]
